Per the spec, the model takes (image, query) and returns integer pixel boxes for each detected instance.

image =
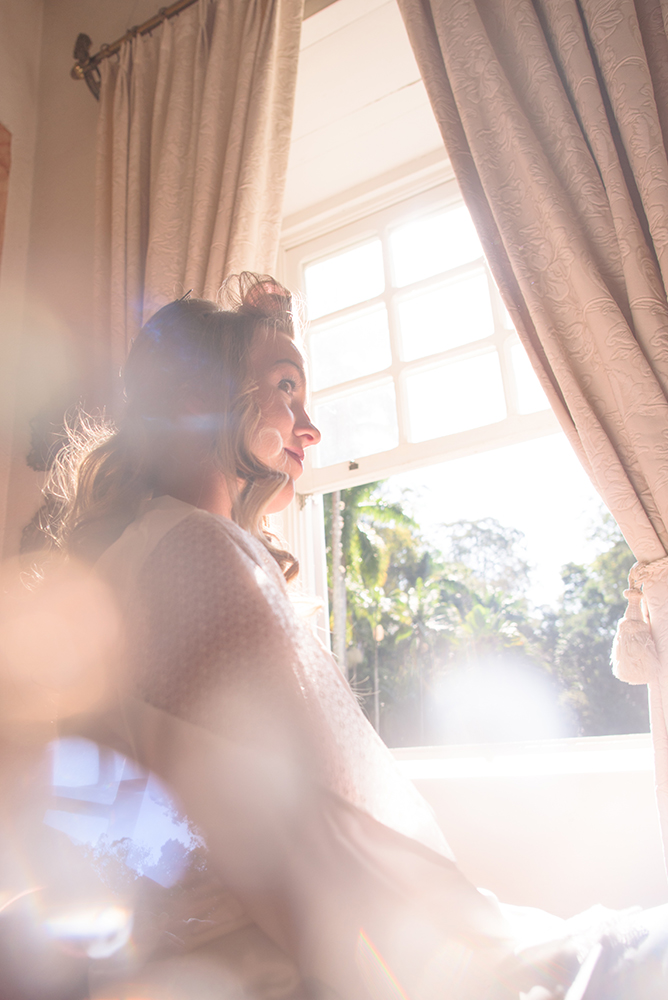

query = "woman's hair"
[40,273,302,580]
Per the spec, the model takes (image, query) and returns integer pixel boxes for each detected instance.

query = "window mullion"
[487,267,519,418]
[382,227,408,446]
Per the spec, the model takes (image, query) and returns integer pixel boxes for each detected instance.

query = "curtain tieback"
[612,557,668,684]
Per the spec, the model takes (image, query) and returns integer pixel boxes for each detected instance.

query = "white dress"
[79,495,512,1000]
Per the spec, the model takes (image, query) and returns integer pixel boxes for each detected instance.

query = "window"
[283,178,558,496]
[278,170,649,746]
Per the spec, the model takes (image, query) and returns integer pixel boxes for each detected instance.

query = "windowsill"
[392,732,665,914]
[392,732,653,780]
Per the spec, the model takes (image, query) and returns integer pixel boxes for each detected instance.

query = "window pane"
[314,382,399,466]
[501,301,514,329]
[390,205,484,287]
[511,342,550,413]
[309,305,392,391]
[406,352,506,441]
[304,241,385,319]
[396,271,494,361]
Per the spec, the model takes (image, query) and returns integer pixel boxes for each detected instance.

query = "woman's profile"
[11,273,668,1000]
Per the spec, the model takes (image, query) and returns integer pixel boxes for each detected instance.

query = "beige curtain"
[398,0,668,853]
[94,0,303,381]
[0,123,9,270]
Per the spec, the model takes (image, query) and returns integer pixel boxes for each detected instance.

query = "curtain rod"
[71,0,339,101]
[71,0,199,100]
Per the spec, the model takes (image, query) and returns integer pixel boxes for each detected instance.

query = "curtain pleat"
[398,0,668,857]
[94,0,303,389]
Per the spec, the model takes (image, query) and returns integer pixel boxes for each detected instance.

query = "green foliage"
[444,518,531,595]
[326,487,649,745]
[546,515,649,736]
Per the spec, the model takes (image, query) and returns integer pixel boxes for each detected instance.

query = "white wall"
[283,0,443,223]
[396,735,667,915]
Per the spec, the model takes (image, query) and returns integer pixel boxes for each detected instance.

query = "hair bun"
[218,271,301,329]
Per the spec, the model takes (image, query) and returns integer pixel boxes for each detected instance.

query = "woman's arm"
[116,510,512,999]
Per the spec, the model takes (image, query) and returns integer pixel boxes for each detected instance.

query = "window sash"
[283,179,556,495]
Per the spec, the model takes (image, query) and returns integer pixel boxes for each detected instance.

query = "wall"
[283,0,443,223]
[0,0,45,557]
[395,734,667,915]
[0,0,157,557]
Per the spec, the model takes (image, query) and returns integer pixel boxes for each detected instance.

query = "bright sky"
[383,431,606,609]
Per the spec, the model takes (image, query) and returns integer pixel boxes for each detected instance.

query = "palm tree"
[325,483,420,732]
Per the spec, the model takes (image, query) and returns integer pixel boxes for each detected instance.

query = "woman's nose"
[295,408,321,447]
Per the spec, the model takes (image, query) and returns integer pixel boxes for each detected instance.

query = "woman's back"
[88,495,510,999]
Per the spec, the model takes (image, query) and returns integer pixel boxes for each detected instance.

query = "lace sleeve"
[126,510,308,746]
[113,508,511,999]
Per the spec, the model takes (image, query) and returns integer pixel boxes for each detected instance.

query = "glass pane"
[501,301,514,329]
[390,205,484,287]
[304,241,385,319]
[313,382,399,466]
[511,342,550,413]
[397,271,494,361]
[309,305,392,391]
[406,352,506,441]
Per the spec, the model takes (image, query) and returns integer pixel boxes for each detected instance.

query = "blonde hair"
[40,273,301,580]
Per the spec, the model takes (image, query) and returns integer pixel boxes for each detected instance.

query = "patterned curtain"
[94,0,303,382]
[0,123,9,271]
[397,0,668,855]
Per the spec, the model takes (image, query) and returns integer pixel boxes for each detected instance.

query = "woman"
[28,275,665,999]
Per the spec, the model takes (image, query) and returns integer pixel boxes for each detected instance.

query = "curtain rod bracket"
[70,0,201,99]
[71,33,101,101]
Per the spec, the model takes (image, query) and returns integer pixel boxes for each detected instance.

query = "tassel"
[611,580,659,685]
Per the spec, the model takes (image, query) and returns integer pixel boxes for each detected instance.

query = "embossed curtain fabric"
[94,0,303,375]
[398,0,668,852]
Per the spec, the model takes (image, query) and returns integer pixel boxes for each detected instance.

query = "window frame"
[282,175,559,496]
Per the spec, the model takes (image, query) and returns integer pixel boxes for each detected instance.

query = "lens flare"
[45,904,133,958]
[0,885,45,914]
[0,557,120,724]
[356,928,410,1000]
[432,658,571,744]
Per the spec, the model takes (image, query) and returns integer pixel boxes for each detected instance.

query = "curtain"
[0,123,9,270]
[397,0,668,855]
[94,0,303,381]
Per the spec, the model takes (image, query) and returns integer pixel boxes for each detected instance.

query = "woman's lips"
[284,448,304,471]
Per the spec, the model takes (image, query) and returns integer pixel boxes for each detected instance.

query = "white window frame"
[282,171,559,497]
[276,157,559,633]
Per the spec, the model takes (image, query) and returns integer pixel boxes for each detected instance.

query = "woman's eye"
[278,378,297,394]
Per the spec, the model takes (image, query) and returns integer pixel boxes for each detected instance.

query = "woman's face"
[249,328,321,512]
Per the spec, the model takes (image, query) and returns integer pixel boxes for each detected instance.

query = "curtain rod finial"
[71,32,101,100]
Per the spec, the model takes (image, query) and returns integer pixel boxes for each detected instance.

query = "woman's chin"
[265,477,296,515]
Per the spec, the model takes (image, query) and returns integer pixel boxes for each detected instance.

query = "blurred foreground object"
[0,557,120,730]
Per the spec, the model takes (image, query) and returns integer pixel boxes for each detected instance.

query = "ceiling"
[282,0,444,221]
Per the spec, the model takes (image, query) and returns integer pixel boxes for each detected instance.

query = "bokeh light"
[431,657,571,745]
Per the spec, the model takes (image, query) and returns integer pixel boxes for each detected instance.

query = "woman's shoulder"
[158,502,278,575]
[96,496,284,600]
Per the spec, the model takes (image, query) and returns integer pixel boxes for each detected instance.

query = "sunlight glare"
[397,270,494,360]
[390,206,484,287]
[406,352,506,441]
[310,305,391,390]
[430,659,570,744]
[305,241,385,319]
[511,343,550,414]
[45,905,133,959]
[315,382,399,466]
